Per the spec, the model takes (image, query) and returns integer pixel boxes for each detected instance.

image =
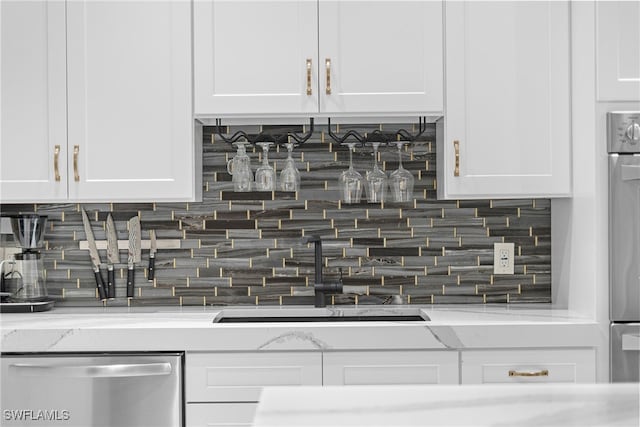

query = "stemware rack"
[326,117,428,146]
[214,118,315,145]
[213,117,428,147]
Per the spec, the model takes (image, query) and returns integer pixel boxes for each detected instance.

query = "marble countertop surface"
[0,304,602,352]
[253,383,640,426]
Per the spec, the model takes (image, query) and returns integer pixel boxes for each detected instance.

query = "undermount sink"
[212,307,430,323]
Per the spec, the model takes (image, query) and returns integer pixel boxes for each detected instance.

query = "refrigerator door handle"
[9,362,172,378]
[622,333,640,351]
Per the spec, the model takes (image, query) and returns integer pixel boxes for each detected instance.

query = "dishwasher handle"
[9,362,172,378]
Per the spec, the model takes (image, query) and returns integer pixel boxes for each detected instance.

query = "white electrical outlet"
[493,242,515,275]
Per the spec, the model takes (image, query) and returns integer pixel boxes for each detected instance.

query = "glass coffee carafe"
[0,215,49,302]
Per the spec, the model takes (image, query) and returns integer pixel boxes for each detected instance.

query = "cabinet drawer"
[186,403,256,427]
[461,349,596,384]
[323,350,459,385]
[186,351,322,402]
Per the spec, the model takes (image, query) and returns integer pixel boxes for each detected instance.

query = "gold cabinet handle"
[325,58,332,95]
[73,145,80,182]
[306,58,312,96]
[453,140,460,177]
[54,145,61,182]
[508,369,549,377]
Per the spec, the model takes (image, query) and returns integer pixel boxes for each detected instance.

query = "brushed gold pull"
[508,369,549,377]
[325,58,332,95]
[453,140,460,177]
[306,58,312,96]
[73,145,80,182]
[54,145,61,182]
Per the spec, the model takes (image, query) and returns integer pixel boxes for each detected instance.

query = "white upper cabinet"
[194,0,443,117]
[318,0,442,114]
[1,0,196,203]
[0,1,67,202]
[437,1,571,199]
[194,0,319,116]
[596,1,640,102]
[66,0,195,202]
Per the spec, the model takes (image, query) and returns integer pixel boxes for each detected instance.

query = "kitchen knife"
[105,214,119,299]
[81,208,107,301]
[126,216,141,298]
[148,229,157,282]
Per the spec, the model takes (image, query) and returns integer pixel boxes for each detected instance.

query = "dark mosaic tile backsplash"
[0,122,551,306]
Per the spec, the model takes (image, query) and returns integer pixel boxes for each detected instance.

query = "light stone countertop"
[0,304,601,353]
[252,383,640,426]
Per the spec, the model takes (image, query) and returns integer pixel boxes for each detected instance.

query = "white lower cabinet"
[323,350,459,385]
[186,348,596,426]
[460,349,596,384]
[185,351,321,427]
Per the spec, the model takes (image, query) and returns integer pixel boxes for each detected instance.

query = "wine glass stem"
[348,147,354,171]
[398,145,403,170]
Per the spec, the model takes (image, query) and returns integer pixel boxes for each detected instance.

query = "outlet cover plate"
[494,242,515,275]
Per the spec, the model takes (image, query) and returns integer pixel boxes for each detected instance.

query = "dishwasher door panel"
[1,353,182,427]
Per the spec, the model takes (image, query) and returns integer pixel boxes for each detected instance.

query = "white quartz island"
[253,384,640,426]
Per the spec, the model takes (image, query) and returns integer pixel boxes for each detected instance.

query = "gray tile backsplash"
[0,123,551,306]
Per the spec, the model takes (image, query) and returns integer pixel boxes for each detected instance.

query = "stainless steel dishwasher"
[1,352,183,426]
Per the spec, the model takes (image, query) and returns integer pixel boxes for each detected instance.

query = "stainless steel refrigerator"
[1,352,183,426]
[608,111,640,382]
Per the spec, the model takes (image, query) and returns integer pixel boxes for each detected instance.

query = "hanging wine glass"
[365,141,387,203]
[226,141,253,192]
[279,142,300,192]
[338,142,364,204]
[388,140,414,202]
[254,142,276,191]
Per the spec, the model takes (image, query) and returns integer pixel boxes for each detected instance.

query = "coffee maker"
[0,215,53,312]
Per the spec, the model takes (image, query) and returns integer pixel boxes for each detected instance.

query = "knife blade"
[126,216,141,298]
[105,214,119,299]
[81,208,107,300]
[148,229,157,282]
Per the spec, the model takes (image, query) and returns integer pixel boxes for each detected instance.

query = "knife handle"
[148,255,155,282]
[94,270,107,301]
[127,266,135,298]
[107,266,115,299]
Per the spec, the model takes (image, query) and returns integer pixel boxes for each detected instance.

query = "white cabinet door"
[323,350,459,385]
[0,1,67,202]
[66,0,194,202]
[318,0,443,114]
[186,352,322,403]
[596,1,640,102]
[461,349,596,384]
[194,0,319,116]
[438,1,571,199]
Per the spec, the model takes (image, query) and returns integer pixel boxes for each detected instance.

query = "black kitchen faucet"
[303,235,343,308]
